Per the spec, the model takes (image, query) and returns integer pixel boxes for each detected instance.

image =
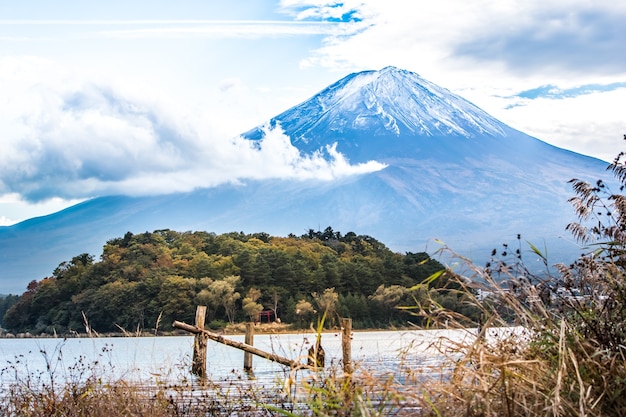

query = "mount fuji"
[0,66,610,294]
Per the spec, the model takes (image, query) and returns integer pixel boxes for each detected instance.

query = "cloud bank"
[286,1,626,82]
[0,56,385,205]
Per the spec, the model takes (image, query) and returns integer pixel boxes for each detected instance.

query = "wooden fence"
[173,306,353,377]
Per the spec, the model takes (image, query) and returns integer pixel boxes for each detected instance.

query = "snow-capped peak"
[315,66,506,137]
[244,66,508,159]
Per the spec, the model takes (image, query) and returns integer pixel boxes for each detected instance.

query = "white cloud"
[96,20,342,40]
[495,89,626,162]
[295,1,626,84]
[0,56,386,208]
[0,193,84,226]
[0,216,15,226]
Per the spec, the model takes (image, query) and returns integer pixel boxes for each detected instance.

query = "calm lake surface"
[0,329,482,388]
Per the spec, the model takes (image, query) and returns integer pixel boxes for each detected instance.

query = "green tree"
[2,281,38,332]
[242,288,263,322]
[155,275,197,329]
[186,252,214,278]
[369,284,409,325]
[195,278,215,321]
[338,293,371,328]
[266,287,284,322]
[0,294,19,328]
[313,288,339,326]
[53,253,95,298]
[29,278,61,332]
[206,276,241,324]
[295,299,315,327]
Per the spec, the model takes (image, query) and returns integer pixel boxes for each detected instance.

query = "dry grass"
[5,249,626,416]
[224,321,293,335]
[3,270,625,417]
[406,240,626,417]
[3,257,626,417]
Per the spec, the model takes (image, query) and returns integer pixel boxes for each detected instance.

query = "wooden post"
[307,335,325,369]
[244,322,254,370]
[342,318,353,374]
[191,306,208,378]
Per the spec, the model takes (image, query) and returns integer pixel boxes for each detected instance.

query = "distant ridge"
[0,67,611,294]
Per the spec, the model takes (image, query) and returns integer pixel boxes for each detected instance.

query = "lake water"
[0,328,484,390]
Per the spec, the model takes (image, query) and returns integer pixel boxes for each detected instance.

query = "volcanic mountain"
[0,66,609,293]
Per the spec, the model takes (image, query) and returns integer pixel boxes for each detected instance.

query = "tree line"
[1,227,474,334]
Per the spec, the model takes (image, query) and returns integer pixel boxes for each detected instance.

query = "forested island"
[1,228,473,335]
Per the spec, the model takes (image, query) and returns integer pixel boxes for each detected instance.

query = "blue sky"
[1,0,625,225]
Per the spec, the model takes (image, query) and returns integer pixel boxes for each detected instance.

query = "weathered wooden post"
[342,318,353,374]
[244,322,254,371]
[191,306,208,378]
[308,335,325,369]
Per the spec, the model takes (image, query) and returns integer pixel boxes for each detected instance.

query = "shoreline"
[0,321,423,339]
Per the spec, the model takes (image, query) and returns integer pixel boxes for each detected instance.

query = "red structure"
[258,310,274,323]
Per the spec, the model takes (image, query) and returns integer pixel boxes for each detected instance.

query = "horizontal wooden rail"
[173,320,302,369]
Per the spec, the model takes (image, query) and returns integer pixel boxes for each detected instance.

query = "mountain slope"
[0,67,610,294]
[243,65,608,252]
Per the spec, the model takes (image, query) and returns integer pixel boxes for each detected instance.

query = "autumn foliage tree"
[2,229,446,334]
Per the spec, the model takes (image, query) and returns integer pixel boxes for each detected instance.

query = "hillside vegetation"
[1,227,466,335]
